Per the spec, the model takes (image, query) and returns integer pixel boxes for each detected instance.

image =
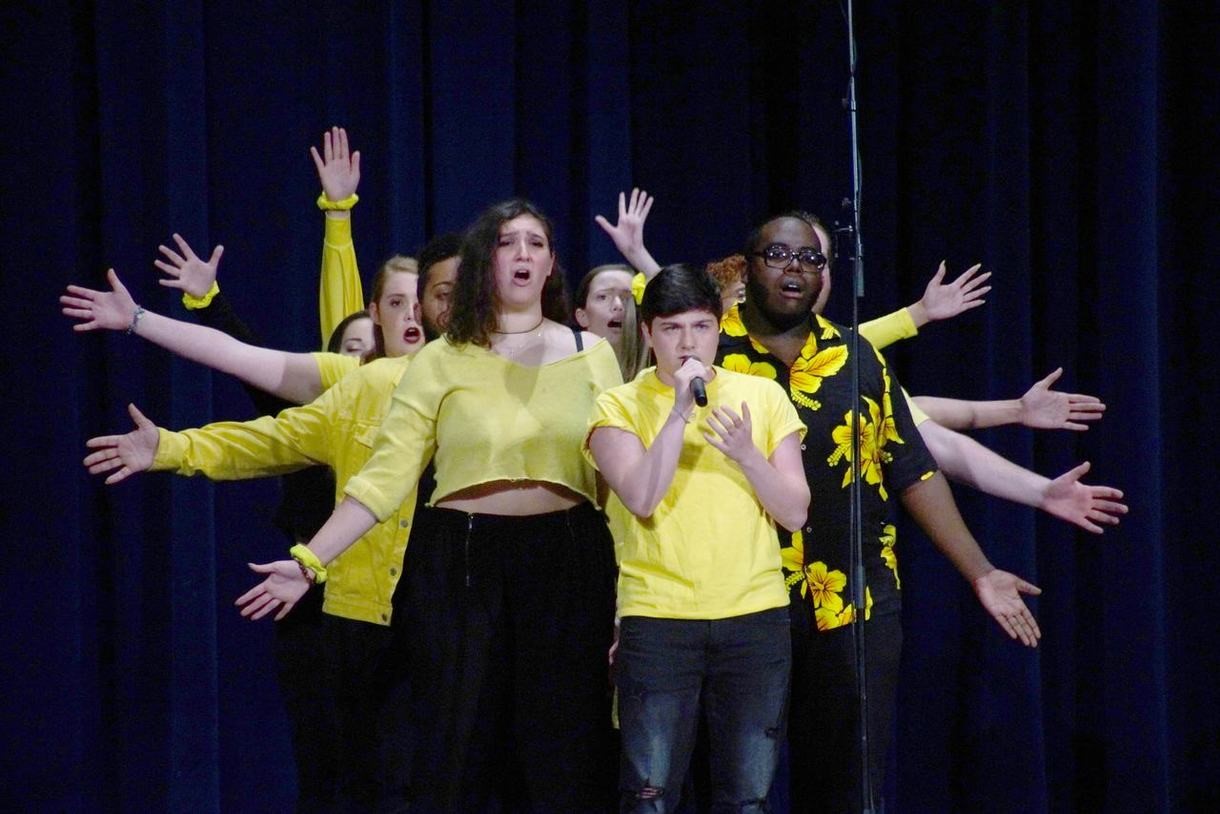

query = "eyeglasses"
[751,244,827,271]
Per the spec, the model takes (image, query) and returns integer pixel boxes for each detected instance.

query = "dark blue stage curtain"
[3,1,1215,811]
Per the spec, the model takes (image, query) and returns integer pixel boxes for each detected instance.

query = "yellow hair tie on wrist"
[317,192,359,211]
[289,544,328,584]
[182,281,220,310]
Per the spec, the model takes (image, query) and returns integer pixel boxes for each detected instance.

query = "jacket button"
[389,567,397,576]
[399,519,410,528]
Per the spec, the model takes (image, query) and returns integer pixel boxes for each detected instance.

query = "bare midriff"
[436,480,585,516]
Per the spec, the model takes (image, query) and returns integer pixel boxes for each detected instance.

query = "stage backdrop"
[3,1,1216,811]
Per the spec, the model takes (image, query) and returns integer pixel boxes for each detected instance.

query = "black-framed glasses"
[751,244,827,271]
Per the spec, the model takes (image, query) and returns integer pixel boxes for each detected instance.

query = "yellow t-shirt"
[585,366,805,620]
[152,356,415,625]
[346,336,624,521]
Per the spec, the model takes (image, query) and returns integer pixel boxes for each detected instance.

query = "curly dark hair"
[446,199,570,347]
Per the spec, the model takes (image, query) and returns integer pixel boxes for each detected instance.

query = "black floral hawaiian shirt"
[716,305,937,633]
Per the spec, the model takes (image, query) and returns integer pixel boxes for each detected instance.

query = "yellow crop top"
[345,335,624,521]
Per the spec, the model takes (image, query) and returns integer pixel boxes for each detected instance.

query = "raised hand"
[83,403,159,485]
[594,188,659,274]
[1019,368,1105,430]
[235,560,312,621]
[1041,461,1127,533]
[61,269,138,332]
[154,233,223,299]
[972,569,1042,647]
[909,261,991,326]
[705,402,760,465]
[310,126,361,203]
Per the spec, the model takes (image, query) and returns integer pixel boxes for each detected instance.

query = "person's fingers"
[128,402,153,430]
[158,243,187,267]
[208,245,224,266]
[309,145,325,174]
[1035,367,1064,389]
[171,233,197,261]
[104,466,133,485]
[1016,579,1042,596]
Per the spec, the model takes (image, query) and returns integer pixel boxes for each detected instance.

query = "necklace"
[492,315,545,335]
[493,316,546,360]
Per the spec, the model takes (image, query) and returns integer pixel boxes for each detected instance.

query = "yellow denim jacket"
[152,355,415,625]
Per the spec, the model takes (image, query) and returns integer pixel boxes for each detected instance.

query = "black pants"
[787,610,903,814]
[274,586,341,813]
[403,503,619,813]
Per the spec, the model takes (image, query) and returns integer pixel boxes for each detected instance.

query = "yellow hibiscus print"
[816,314,841,340]
[788,336,848,411]
[720,304,747,337]
[780,534,846,611]
[722,353,777,381]
[880,523,900,589]
[827,396,894,499]
[817,587,873,631]
[806,561,847,613]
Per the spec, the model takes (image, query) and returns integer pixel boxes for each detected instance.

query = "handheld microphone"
[691,377,708,408]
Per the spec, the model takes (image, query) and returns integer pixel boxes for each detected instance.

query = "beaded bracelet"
[126,306,145,336]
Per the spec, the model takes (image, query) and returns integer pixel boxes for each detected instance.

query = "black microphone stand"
[843,0,875,811]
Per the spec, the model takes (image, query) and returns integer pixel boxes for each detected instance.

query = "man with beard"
[716,212,1041,813]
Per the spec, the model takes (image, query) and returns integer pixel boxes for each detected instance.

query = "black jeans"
[403,502,619,813]
[787,610,903,814]
[616,608,791,813]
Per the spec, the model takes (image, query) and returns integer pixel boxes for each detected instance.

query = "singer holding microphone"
[585,264,809,812]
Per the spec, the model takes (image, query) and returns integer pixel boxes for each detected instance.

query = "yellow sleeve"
[344,345,442,521]
[319,215,365,347]
[764,381,807,455]
[312,351,361,391]
[859,308,918,351]
[150,405,331,480]
[902,387,930,426]
[148,370,363,478]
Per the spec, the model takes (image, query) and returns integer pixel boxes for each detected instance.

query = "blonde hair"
[617,295,652,382]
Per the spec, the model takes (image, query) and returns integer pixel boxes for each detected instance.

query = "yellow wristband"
[317,192,359,211]
[289,544,328,584]
[182,281,220,310]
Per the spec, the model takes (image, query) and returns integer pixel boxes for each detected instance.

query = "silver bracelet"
[126,305,145,335]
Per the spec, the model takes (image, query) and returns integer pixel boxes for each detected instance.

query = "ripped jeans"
[616,608,791,813]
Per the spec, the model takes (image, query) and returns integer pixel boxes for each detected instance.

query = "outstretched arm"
[62,269,325,404]
[236,496,377,621]
[905,261,990,328]
[594,188,662,278]
[311,125,365,342]
[859,262,989,350]
[900,472,1042,646]
[914,368,1105,431]
[919,419,1127,533]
